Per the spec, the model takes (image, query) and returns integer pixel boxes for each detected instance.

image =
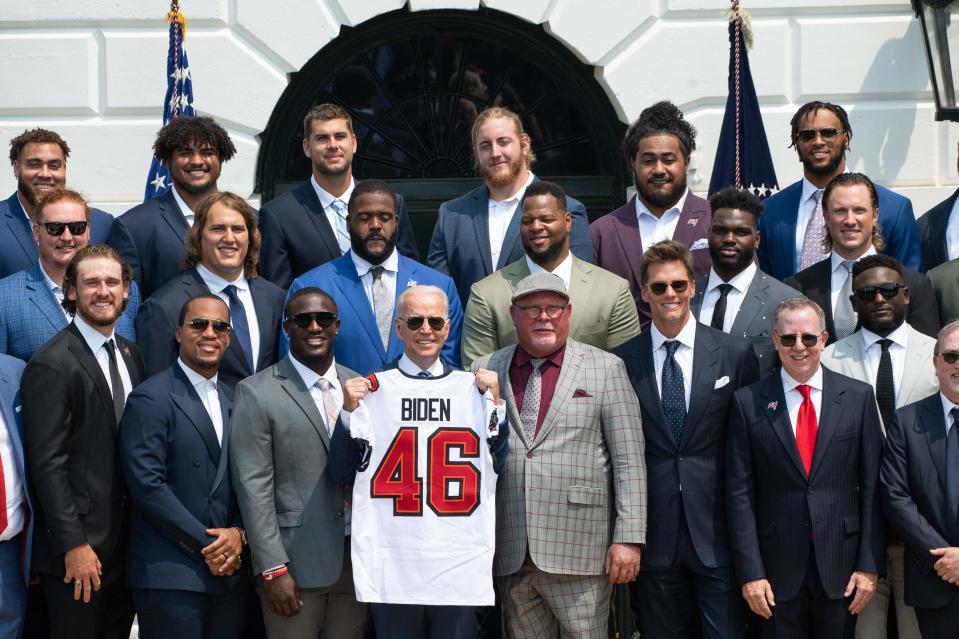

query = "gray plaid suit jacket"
[475,339,647,577]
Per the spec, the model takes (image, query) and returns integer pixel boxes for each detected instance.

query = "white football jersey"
[349,368,499,605]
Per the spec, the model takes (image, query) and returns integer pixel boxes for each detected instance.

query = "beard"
[77,300,124,328]
[174,178,218,196]
[525,237,567,267]
[636,172,687,211]
[801,150,844,177]
[351,227,399,264]
[479,155,524,189]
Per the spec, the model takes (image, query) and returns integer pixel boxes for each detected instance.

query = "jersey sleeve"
[350,397,377,447]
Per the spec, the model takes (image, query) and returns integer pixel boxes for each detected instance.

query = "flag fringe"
[723,7,753,50]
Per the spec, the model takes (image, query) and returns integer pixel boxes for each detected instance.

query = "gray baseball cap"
[510,272,569,303]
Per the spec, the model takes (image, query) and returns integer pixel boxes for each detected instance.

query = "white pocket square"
[690,238,708,250]
[714,376,730,389]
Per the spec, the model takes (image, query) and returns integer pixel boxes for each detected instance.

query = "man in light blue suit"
[428,106,592,306]
[0,353,31,639]
[0,128,115,279]
[0,188,138,362]
[285,180,463,375]
[757,101,921,280]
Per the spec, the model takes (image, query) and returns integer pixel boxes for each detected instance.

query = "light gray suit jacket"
[474,339,646,577]
[229,356,358,587]
[822,324,939,434]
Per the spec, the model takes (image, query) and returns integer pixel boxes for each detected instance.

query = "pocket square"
[714,376,730,389]
[573,389,593,398]
[690,238,708,250]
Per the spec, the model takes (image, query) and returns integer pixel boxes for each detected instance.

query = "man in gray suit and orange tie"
[474,272,647,637]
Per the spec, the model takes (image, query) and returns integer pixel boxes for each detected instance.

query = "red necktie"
[796,384,818,476]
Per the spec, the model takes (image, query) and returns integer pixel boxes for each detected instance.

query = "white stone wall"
[0,0,950,216]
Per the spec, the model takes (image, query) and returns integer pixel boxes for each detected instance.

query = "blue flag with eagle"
[144,6,196,201]
[708,7,778,198]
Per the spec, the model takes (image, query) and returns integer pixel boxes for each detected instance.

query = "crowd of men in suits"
[1,94,959,639]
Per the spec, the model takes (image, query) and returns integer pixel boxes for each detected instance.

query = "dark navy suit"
[0,191,116,279]
[916,188,959,271]
[120,363,248,639]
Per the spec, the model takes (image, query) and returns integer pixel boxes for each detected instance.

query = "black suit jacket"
[613,323,758,570]
[917,188,959,272]
[135,268,285,389]
[21,323,146,579]
[881,393,959,609]
[784,257,939,345]
[258,180,420,289]
[726,367,885,601]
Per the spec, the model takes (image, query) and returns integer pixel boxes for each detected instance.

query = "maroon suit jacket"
[590,192,712,329]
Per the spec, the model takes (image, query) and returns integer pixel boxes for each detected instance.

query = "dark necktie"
[223,285,255,372]
[710,283,734,331]
[417,371,431,378]
[875,339,896,429]
[947,408,959,541]
[104,339,126,424]
[661,340,686,445]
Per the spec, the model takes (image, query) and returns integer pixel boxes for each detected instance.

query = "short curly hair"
[622,101,697,165]
[9,128,70,164]
[707,187,764,222]
[153,116,236,164]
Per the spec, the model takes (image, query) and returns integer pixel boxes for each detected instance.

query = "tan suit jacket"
[461,255,640,367]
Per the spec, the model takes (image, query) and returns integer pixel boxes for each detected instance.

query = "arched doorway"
[256,6,628,256]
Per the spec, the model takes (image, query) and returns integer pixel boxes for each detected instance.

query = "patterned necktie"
[833,260,857,339]
[875,339,896,429]
[948,408,959,541]
[330,199,351,254]
[370,266,392,350]
[710,283,734,331]
[796,384,818,476]
[316,378,339,436]
[104,339,126,424]
[223,285,255,372]
[661,340,686,445]
[799,189,827,270]
[520,358,546,442]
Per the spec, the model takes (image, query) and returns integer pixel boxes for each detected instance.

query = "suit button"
[526,452,533,459]
[672,489,679,495]
[337,511,344,518]
[807,488,814,495]
[194,459,201,466]
[678,456,684,462]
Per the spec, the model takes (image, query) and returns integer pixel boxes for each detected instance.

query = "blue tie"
[947,408,959,541]
[223,285,255,373]
[661,340,687,446]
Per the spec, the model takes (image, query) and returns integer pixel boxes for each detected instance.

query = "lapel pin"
[767,401,778,411]
[407,279,417,287]
[687,217,699,226]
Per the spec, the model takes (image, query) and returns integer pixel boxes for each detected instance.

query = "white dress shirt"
[793,177,825,272]
[311,175,356,254]
[941,392,959,437]
[525,252,573,292]
[177,358,223,444]
[860,324,908,402]
[698,263,757,333]
[289,354,343,435]
[350,249,398,311]
[781,366,823,436]
[73,314,133,405]
[828,246,877,317]
[398,353,446,377]
[171,186,197,227]
[16,193,34,232]
[196,263,261,369]
[39,262,69,320]
[650,315,696,408]
[488,171,535,270]
[636,188,690,251]
[947,194,959,262]
[0,405,25,541]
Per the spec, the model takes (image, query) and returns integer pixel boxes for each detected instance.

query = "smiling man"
[109,116,237,299]
[591,101,713,330]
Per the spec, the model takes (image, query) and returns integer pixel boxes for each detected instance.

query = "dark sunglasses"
[42,221,88,236]
[286,312,337,328]
[399,316,447,331]
[777,332,822,347]
[936,351,959,365]
[187,318,231,334]
[515,304,568,320]
[853,283,905,302]
[647,280,690,295]
[796,127,842,142]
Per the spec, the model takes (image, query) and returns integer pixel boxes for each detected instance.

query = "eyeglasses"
[286,312,337,328]
[796,127,842,142]
[514,304,567,320]
[187,318,231,334]
[853,283,905,302]
[647,280,690,296]
[42,221,88,236]
[936,351,959,365]
[776,332,823,348]
[399,316,447,331]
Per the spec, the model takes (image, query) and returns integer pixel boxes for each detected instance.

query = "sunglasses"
[187,317,231,334]
[42,221,88,236]
[647,280,690,295]
[776,332,823,347]
[514,304,567,320]
[286,311,337,328]
[853,283,905,302]
[936,351,959,365]
[796,127,842,142]
[399,316,446,331]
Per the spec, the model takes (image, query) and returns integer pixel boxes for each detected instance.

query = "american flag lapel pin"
[767,401,778,411]
[407,279,417,287]
[687,217,699,226]
[123,346,131,356]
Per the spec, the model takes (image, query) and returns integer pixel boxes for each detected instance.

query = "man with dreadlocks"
[108,116,237,299]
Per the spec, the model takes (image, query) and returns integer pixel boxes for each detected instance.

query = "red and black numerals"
[370,427,422,516]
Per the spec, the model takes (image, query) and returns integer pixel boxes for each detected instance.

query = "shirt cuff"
[339,409,352,429]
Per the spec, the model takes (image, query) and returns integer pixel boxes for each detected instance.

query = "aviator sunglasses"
[187,318,231,334]
[796,127,842,142]
[852,283,905,302]
[776,332,823,348]
[43,221,88,236]
[647,280,690,295]
[286,312,338,328]
[936,351,959,365]
[398,316,447,331]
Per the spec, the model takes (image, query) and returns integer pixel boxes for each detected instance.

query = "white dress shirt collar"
[830,245,877,274]
[177,357,219,388]
[650,313,697,353]
[947,194,959,261]
[171,186,197,226]
[311,175,356,210]
[196,262,248,295]
[780,365,824,395]
[289,353,339,391]
[635,187,690,223]
[801,177,823,208]
[398,353,445,377]
[525,252,573,292]
[860,323,909,353]
[350,248,399,278]
[73,313,117,352]
[16,193,34,228]
[490,171,535,205]
[705,262,756,295]
[941,392,959,436]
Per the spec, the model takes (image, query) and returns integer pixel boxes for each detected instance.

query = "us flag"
[143,4,196,201]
